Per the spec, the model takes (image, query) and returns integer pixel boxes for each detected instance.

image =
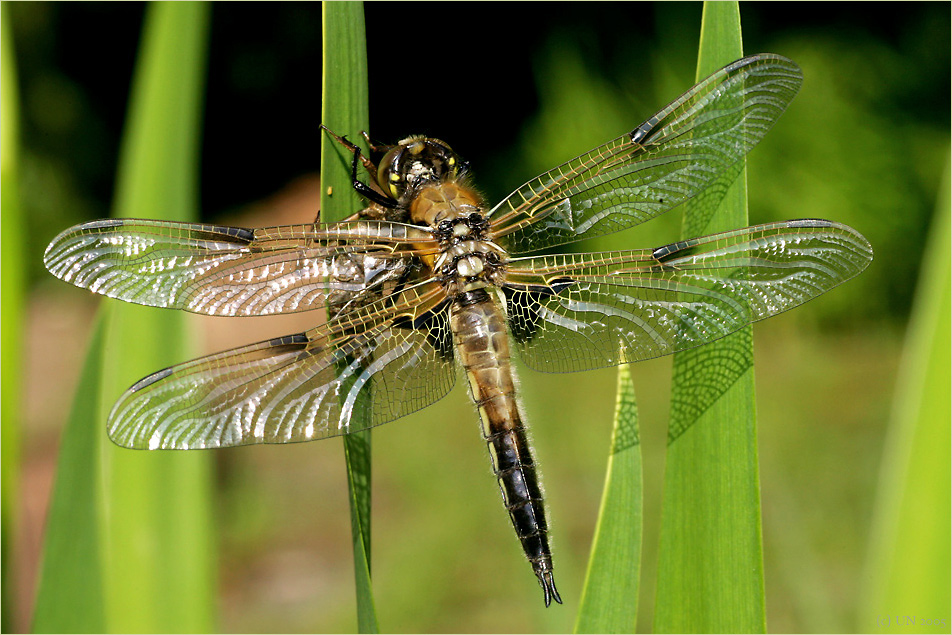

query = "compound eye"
[376,146,404,200]
[440,146,461,178]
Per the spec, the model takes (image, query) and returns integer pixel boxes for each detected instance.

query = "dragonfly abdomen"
[449,289,561,606]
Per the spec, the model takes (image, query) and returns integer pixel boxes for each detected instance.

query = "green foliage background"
[4,3,948,633]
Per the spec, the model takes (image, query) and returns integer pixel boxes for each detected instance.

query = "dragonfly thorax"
[409,181,484,227]
[434,238,508,294]
[427,200,507,293]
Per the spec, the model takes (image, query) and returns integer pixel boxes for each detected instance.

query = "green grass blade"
[0,8,23,631]
[321,4,378,632]
[654,3,766,632]
[32,317,108,633]
[574,364,642,633]
[99,4,215,631]
[861,154,951,633]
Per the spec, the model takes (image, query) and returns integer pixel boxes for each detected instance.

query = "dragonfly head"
[377,136,464,202]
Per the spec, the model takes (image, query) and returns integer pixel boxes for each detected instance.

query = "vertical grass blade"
[32,318,108,632]
[861,155,951,632]
[321,4,378,632]
[99,4,215,631]
[654,3,766,632]
[1,8,23,631]
[574,365,643,633]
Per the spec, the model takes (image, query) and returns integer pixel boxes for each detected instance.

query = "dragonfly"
[44,53,872,607]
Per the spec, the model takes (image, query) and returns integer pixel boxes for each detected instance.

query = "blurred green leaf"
[30,5,215,632]
[575,364,642,633]
[32,318,107,633]
[27,4,221,632]
[101,4,215,631]
[861,153,951,633]
[654,3,766,632]
[321,4,378,632]
[1,7,23,630]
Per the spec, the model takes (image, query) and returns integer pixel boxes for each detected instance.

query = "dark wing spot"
[653,240,701,263]
[268,333,309,347]
[129,366,174,392]
[787,218,832,229]
[226,226,257,242]
[89,218,124,229]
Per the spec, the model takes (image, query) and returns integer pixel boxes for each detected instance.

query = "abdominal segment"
[449,289,561,606]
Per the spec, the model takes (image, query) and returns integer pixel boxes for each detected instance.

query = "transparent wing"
[488,54,802,254]
[44,218,437,316]
[503,220,872,373]
[107,282,456,449]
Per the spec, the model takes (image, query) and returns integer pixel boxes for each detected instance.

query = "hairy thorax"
[413,182,509,296]
[409,181,484,226]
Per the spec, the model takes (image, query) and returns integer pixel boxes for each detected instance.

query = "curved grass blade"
[861,154,950,630]
[321,4,379,632]
[32,318,107,632]
[574,365,642,633]
[655,3,767,632]
[99,4,215,631]
[1,9,23,630]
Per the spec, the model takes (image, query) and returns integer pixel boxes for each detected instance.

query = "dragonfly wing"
[503,220,872,373]
[489,54,802,254]
[107,284,456,449]
[44,218,436,316]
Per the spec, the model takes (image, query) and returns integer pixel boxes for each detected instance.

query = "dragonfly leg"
[320,124,397,209]
[360,130,392,155]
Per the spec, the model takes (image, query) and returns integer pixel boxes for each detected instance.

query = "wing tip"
[785,218,874,264]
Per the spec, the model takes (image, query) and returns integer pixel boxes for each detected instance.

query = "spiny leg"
[360,130,392,155]
[321,124,377,175]
[320,124,395,209]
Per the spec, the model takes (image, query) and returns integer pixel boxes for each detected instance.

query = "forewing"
[489,54,802,254]
[107,283,456,449]
[44,218,437,316]
[503,220,872,372]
